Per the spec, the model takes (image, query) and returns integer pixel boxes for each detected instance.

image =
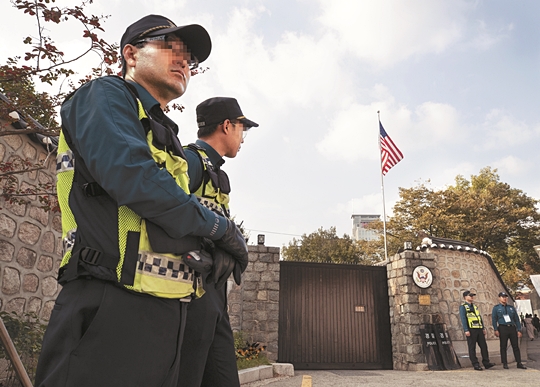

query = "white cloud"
[492,155,531,176]
[432,162,476,189]
[317,0,472,66]
[467,20,513,50]
[478,109,535,150]
[205,7,347,110]
[413,102,462,141]
[315,86,462,162]
[350,194,383,214]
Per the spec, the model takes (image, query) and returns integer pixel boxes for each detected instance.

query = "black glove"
[214,219,248,272]
[182,250,213,274]
[233,262,242,286]
[208,247,236,290]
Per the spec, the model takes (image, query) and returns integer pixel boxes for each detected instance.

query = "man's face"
[465,294,475,303]
[225,121,247,158]
[128,34,195,102]
[499,295,508,304]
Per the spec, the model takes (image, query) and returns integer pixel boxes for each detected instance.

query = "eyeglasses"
[231,122,249,140]
[133,35,199,70]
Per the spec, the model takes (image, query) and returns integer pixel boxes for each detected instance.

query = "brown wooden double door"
[278,261,392,369]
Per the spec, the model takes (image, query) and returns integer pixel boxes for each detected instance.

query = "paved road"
[245,337,540,387]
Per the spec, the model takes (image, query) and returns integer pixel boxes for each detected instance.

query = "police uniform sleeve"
[492,305,498,331]
[459,304,469,332]
[60,77,226,240]
[513,310,522,330]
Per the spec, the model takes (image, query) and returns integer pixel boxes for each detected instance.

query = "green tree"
[282,226,378,265]
[383,167,540,287]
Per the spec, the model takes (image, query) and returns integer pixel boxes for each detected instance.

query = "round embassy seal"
[412,265,433,288]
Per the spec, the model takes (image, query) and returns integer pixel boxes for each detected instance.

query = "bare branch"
[0,128,59,136]
[35,0,42,70]
[0,167,45,177]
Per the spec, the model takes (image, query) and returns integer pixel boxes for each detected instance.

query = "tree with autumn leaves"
[386,167,540,288]
[0,0,119,211]
[283,167,540,288]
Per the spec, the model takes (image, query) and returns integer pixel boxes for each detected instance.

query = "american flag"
[379,121,403,176]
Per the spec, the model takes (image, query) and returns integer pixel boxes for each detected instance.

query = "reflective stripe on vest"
[191,147,230,217]
[56,96,194,299]
[56,131,76,270]
[463,303,483,329]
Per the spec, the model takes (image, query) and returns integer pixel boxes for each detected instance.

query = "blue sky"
[2,0,540,248]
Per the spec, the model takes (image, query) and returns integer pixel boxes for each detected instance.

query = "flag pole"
[378,111,389,261]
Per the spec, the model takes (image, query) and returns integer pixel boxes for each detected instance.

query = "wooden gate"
[278,261,392,369]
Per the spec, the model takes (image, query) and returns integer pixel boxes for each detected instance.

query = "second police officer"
[178,97,259,387]
[492,291,527,369]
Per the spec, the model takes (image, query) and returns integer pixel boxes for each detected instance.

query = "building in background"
[351,214,380,241]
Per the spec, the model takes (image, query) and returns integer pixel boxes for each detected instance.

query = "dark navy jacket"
[492,303,522,331]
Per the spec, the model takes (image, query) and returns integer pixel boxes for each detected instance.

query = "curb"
[239,363,294,385]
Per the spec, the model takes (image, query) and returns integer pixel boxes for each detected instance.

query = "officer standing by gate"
[178,97,259,387]
[492,291,527,369]
[459,290,495,370]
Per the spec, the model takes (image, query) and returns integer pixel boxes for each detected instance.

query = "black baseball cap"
[499,292,509,297]
[120,15,212,63]
[196,97,259,129]
[463,290,476,297]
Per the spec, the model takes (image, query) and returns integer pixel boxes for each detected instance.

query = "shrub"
[0,312,46,386]
[233,331,270,370]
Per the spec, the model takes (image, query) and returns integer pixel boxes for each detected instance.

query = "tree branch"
[0,167,44,177]
[35,0,42,70]
[0,128,59,136]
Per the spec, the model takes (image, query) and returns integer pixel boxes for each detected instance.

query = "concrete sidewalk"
[244,337,540,387]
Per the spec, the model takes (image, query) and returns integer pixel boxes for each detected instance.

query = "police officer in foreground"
[492,291,527,369]
[35,15,248,387]
[178,97,259,387]
[459,290,495,370]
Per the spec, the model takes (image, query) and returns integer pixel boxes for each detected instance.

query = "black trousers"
[498,324,522,364]
[35,278,188,387]
[178,277,239,387]
[466,328,490,367]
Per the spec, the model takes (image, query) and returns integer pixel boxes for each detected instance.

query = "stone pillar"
[228,245,280,361]
[387,250,438,371]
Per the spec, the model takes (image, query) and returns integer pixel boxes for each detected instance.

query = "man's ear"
[123,44,138,70]
[222,119,231,134]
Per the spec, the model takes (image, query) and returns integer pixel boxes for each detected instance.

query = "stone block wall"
[0,132,62,321]
[228,245,280,361]
[387,248,507,370]
[433,250,504,341]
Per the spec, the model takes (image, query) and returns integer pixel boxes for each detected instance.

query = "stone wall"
[228,245,280,361]
[0,132,62,321]
[387,246,508,370]
[433,249,505,341]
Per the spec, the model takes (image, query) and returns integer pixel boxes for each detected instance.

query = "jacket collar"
[195,139,225,168]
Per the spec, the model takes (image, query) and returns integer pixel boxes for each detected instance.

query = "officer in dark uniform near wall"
[178,97,259,387]
[492,291,527,369]
[459,290,495,370]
